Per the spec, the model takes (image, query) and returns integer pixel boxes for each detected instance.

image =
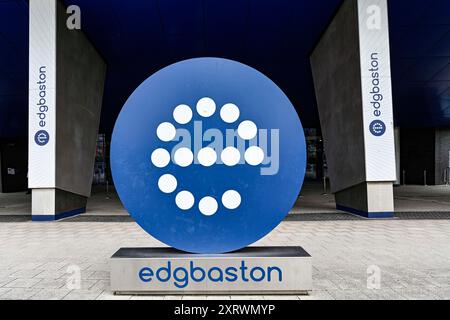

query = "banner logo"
[369,120,386,137]
[34,130,50,146]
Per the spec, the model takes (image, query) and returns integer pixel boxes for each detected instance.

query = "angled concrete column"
[394,127,401,186]
[28,0,106,221]
[310,0,396,218]
[434,128,450,185]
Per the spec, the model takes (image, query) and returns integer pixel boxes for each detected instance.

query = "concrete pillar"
[28,0,106,221]
[394,127,401,185]
[0,148,2,193]
[434,128,450,185]
[310,0,396,218]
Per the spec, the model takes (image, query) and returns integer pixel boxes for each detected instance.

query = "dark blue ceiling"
[65,0,343,134]
[0,0,28,138]
[389,0,450,127]
[1,0,450,138]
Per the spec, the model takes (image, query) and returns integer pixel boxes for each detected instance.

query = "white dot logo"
[150,97,266,217]
[151,148,171,168]
[158,174,177,194]
[157,122,176,142]
[221,147,241,167]
[245,146,265,166]
[199,196,218,216]
[173,104,193,125]
[174,147,194,167]
[222,190,241,210]
[238,120,258,140]
[220,103,240,123]
[175,191,195,210]
[111,57,307,254]
[196,97,216,118]
[197,147,217,167]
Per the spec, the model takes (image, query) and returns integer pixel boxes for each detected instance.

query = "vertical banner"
[358,0,396,181]
[28,0,56,188]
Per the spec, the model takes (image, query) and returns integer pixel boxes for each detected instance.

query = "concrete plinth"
[32,188,87,221]
[111,247,312,295]
[335,182,394,218]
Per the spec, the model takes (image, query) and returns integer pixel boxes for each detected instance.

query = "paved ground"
[0,218,449,300]
[0,192,31,216]
[3,182,450,216]
[1,182,450,299]
[292,182,450,214]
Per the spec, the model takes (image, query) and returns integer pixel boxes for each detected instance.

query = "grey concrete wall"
[335,183,368,212]
[32,188,86,216]
[335,182,393,213]
[435,128,450,185]
[394,127,401,185]
[0,150,2,193]
[55,0,106,197]
[310,0,366,193]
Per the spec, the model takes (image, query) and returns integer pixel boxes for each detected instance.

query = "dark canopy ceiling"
[0,0,28,137]
[1,0,450,137]
[389,0,450,127]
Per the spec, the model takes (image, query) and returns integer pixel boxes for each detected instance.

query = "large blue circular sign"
[111,58,306,254]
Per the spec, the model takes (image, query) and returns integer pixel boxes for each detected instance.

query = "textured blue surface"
[111,58,306,253]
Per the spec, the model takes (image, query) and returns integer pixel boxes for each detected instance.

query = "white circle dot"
[175,191,195,210]
[151,148,171,168]
[222,190,241,210]
[221,147,241,166]
[173,104,193,125]
[196,97,216,118]
[238,120,258,140]
[245,146,265,166]
[157,122,176,142]
[197,147,217,167]
[174,147,194,167]
[199,197,218,216]
[158,174,177,194]
[220,103,240,123]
